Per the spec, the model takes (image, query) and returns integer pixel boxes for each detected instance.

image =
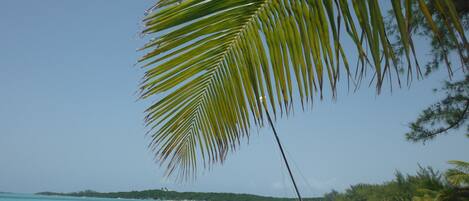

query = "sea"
[0,194,158,201]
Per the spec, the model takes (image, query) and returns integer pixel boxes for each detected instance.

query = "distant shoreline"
[36,189,323,201]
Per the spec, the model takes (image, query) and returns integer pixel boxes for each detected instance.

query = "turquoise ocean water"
[0,194,157,201]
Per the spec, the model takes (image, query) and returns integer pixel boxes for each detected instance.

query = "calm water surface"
[0,194,158,201]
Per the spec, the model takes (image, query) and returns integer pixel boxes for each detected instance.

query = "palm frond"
[138,0,468,179]
[446,160,469,186]
[449,160,469,172]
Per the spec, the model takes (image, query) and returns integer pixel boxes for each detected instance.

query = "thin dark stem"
[264,109,303,201]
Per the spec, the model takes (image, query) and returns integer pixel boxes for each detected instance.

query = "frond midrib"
[211,1,269,73]
[169,1,270,173]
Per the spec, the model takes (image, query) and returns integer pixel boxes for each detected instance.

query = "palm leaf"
[446,160,469,186]
[449,160,469,172]
[138,0,468,179]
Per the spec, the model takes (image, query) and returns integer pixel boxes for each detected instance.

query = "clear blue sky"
[1,0,468,198]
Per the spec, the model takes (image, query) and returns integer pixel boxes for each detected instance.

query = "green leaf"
[138,0,467,179]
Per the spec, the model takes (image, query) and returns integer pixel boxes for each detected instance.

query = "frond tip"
[138,0,468,180]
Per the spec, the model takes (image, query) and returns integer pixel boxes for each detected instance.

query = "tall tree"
[137,0,468,180]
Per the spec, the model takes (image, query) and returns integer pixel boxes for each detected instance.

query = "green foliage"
[37,189,323,201]
[387,0,469,143]
[386,0,469,76]
[324,165,469,201]
[406,76,469,143]
[139,0,468,179]
[446,160,469,187]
